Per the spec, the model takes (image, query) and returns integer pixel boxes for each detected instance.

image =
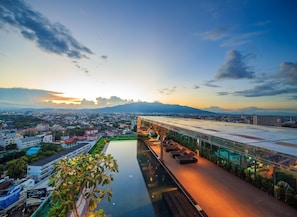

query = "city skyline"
[1,0,297,113]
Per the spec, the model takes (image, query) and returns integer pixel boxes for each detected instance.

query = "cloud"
[221,31,263,47]
[96,96,133,107]
[0,0,93,59]
[0,88,81,108]
[80,99,96,108]
[193,85,200,89]
[233,81,297,97]
[250,74,269,84]
[220,60,297,99]
[158,86,176,95]
[199,25,264,47]
[216,50,255,80]
[198,26,230,41]
[254,20,271,26]
[74,63,89,74]
[217,92,229,96]
[0,88,135,109]
[203,80,220,88]
[275,61,297,85]
[207,52,296,100]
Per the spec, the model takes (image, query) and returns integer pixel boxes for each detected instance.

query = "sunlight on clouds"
[1,0,297,113]
[48,99,81,105]
[40,92,81,104]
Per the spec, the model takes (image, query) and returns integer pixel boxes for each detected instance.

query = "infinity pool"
[96,140,178,217]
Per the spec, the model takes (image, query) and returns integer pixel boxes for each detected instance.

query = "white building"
[15,136,42,149]
[27,143,92,183]
[37,134,53,143]
[51,124,63,131]
[253,115,282,127]
[36,123,50,132]
[85,128,98,135]
[0,131,23,148]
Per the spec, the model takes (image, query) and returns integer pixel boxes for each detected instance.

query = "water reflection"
[96,140,156,217]
[97,140,194,217]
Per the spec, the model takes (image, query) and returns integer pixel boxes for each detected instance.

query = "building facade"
[0,130,22,148]
[137,116,297,205]
[27,143,92,183]
[15,136,42,150]
[253,115,282,127]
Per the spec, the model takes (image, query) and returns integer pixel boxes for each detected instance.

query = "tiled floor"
[149,142,297,217]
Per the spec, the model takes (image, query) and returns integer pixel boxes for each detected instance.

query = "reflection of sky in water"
[97,140,156,217]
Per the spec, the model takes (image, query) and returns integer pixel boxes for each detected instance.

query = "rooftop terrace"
[140,116,297,157]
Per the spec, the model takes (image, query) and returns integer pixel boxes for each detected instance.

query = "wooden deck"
[146,140,297,217]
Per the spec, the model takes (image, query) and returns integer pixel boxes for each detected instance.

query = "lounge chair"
[163,139,173,147]
[149,134,160,142]
[170,148,187,158]
[175,152,198,164]
[165,143,179,152]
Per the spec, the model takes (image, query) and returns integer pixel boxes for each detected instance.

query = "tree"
[5,156,28,179]
[49,153,118,217]
[5,143,17,150]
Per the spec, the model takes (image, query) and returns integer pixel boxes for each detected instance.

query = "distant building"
[37,134,53,143]
[27,143,91,183]
[0,130,23,148]
[61,135,70,141]
[51,124,63,131]
[15,136,42,149]
[19,128,39,136]
[253,115,282,127]
[85,128,98,135]
[36,123,50,132]
[131,119,137,129]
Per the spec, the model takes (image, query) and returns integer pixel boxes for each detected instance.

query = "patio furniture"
[165,143,179,152]
[175,152,198,164]
[170,148,187,158]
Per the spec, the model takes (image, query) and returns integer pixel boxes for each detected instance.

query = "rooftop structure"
[28,143,91,183]
[15,136,42,150]
[29,143,90,167]
[139,116,297,167]
[0,177,35,213]
[137,116,297,210]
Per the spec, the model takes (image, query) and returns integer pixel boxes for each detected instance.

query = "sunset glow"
[0,0,297,114]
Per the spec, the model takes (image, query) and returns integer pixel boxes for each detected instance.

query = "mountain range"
[204,106,297,116]
[1,102,297,116]
[82,102,214,115]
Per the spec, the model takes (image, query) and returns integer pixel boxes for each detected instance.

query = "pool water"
[26,146,41,155]
[96,140,178,217]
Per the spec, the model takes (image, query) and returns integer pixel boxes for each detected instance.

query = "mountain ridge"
[1,101,296,116]
[0,102,214,115]
[81,102,214,115]
[204,106,297,116]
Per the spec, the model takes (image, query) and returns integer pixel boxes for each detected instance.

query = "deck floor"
[148,141,297,217]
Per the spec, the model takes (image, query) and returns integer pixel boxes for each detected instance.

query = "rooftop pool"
[96,140,192,217]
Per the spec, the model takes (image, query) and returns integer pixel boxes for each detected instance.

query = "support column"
[160,128,166,161]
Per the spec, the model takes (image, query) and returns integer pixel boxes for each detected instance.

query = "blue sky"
[0,0,297,113]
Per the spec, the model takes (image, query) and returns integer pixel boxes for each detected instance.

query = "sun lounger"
[163,139,174,146]
[165,143,179,152]
[149,134,160,142]
[175,152,198,164]
[170,148,187,158]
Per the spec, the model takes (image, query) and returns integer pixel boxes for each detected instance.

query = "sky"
[0,0,297,113]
